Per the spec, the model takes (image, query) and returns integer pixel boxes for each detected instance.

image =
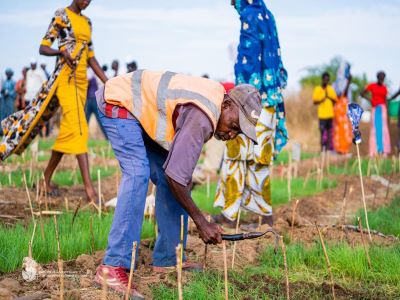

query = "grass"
[192,177,336,215]
[0,166,117,188]
[0,210,155,273]
[328,157,397,177]
[152,242,400,299]
[356,197,400,237]
[274,150,318,165]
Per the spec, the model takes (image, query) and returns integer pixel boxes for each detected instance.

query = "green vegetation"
[328,157,396,177]
[299,56,368,101]
[0,210,155,273]
[274,150,318,165]
[357,197,400,237]
[192,177,336,215]
[0,166,117,188]
[153,242,400,299]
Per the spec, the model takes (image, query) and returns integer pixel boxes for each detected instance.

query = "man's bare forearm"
[166,176,207,227]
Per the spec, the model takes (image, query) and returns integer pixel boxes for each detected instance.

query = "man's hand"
[198,220,223,244]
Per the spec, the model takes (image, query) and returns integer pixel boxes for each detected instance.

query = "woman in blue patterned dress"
[214,0,288,227]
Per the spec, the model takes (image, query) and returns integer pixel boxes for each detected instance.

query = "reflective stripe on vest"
[131,69,144,118]
[131,70,220,150]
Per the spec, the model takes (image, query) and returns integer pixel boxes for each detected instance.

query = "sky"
[0,0,399,91]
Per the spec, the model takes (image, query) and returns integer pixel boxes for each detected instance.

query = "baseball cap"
[30,57,37,64]
[228,84,262,143]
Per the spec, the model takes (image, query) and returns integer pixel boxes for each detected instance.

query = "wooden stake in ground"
[64,197,69,212]
[290,200,299,242]
[53,215,64,300]
[258,215,262,232]
[180,214,184,268]
[176,244,183,300]
[23,173,35,223]
[101,268,109,300]
[206,174,210,199]
[98,169,102,217]
[72,197,82,226]
[42,174,48,211]
[287,153,292,203]
[280,236,290,300]
[355,143,372,242]
[90,215,95,254]
[203,215,211,269]
[125,241,137,300]
[339,182,348,226]
[357,217,372,269]
[231,209,241,269]
[315,223,335,300]
[385,173,392,200]
[28,222,37,258]
[302,169,311,188]
[222,240,229,300]
[115,170,119,195]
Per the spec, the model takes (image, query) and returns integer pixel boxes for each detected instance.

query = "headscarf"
[234,0,288,155]
[333,61,352,101]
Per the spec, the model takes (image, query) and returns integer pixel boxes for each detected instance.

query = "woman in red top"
[361,71,391,156]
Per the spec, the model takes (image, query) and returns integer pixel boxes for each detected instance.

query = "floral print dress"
[214,0,288,220]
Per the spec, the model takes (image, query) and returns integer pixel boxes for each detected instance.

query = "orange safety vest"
[104,70,225,150]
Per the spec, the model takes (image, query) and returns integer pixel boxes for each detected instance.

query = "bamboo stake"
[64,197,69,212]
[231,209,241,269]
[206,174,210,199]
[125,241,137,300]
[98,169,102,217]
[115,170,119,195]
[302,169,311,188]
[367,158,372,177]
[356,144,372,242]
[280,236,290,300]
[23,173,35,223]
[203,215,211,269]
[385,173,392,200]
[258,216,262,232]
[290,200,299,242]
[315,223,335,300]
[339,182,348,226]
[357,218,372,269]
[29,158,33,184]
[154,221,158,240]
[72,197,82,226]
[176,244,183,300]
[180,214,184,269]
[42,174,48,211]
[28,222,37,258]
[8,173,11,187]
[90,215,95,254]
[280,162,284,180]
[38,198,45,240]
[288,153,292,202]
[101,268,109,300]
[54,215,64,300]
[222,240,229,300]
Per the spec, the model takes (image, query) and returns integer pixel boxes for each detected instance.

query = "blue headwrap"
[234,0,288,154]
[347,103,364,144]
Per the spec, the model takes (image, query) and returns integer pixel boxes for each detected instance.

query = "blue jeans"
[99,109,188,269]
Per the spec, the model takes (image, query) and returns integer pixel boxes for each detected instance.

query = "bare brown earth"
[0,155,399,299]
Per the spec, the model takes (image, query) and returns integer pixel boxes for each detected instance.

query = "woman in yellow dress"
[39,0,108,202]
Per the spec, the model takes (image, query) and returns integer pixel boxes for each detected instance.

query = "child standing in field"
[361,71,391,157]
[313,72,338,152]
